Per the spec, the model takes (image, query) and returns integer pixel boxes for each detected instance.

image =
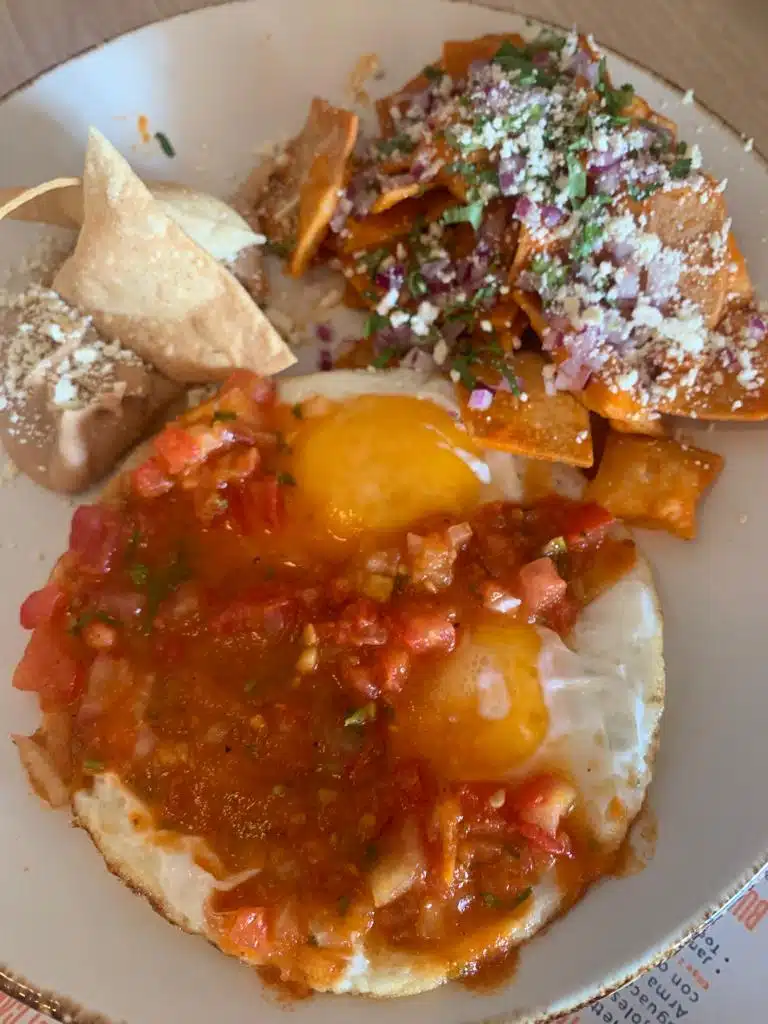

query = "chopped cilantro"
[628,181,662,200]
[669,156,692,179]
[141,549,190,630]
[481,892,503,908]
[371,347,397,368]
[676,140,688,155]
[513,886,534,907]
[376,134,416,157]
[364,312,390,338]
[423,64,442,82]
[363,842,379,864]
[363,289,379,302]
[450,353,477,390]
[277,471,296,486]
[68,610,118,636]
[442,201,485,232]
[566,152,587,201]
[595,58,635,116]
[361,247,389,275]
[492,42,557,87]
[128,563,150,587]
[407,268,428,298]
[530,256,569,292]
[83,759,104,774]
[154,131,176,157]
[337,895,351,915]
[291,403,304,420]
[265,238,293,258]
[344,703,377,727]
[211,409,237,423]
[570,220,604,261]
[498,360,521,397]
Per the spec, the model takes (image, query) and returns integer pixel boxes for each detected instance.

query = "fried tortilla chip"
[0,179,266,286]
[51,129,294,383]
[339,190,455,254]
[458,350,593,468]
[243,99,358,278]
[585,433,723,539]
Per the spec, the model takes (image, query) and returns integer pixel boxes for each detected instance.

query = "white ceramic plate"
[1,2,767,1021]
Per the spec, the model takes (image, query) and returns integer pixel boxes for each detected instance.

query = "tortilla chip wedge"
[0,179,83,228]
[50,129,294,383]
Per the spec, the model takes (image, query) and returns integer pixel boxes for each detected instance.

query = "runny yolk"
[392,621,549,778]
[289,395,483,540]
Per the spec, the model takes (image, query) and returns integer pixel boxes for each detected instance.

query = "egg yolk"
[289,395,483,540]
[392,621,549,779]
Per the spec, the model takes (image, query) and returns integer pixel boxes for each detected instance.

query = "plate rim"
[0,1,766,1021]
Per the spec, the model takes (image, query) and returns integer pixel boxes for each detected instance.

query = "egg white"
[73,368,664,996]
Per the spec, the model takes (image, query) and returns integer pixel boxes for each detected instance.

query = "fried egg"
[70,368,664,996]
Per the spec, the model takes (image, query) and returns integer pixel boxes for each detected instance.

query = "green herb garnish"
[337,895,351,915]
[407,269,428,298]
[265,238,293,258]
[595,58,635,116]
[83,759,104,773]
[292,403,304,419]
[481,892,503,908]
[371,347,397,368]
[376,134,416,157]
[423,64,443,82]
[628,181,662,201]
[361,247,389,276]
[128,563,150,587]
[364,312,390,338]
[277,471,296,486]
[68,610,118,636]
[442,201,485,232]
[450,353,478,390]
[492,42,557,87]
[566,152,587,202]
[344,703,377,727]
[212,409,237,423]
[669,157,692,179]
[154,131,176,157]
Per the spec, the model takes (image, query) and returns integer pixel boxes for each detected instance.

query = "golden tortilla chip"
[339,190,455,254]
[291,99,359,277]
[458,350,594,468]
[0,179,82,228]
[585,433,723,539]
[52,128,294,383]
[0,179,266,267]
[370,181,429,215]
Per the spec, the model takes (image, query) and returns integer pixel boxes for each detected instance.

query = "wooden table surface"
[1,0,767,149]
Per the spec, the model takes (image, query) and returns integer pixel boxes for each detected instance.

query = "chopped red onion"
[375,264,405,291]
[589,150,622,171]
[330,194,354,233]
[315,322,334,343]
[595,169,621,195]
[514,195,541,229]
[420,258,452,284]
[611,240,635,263]
[554,358,592,391]
[498,154,525,196]
[541,204,565,228]
[542,327,564,352]
[467,387,494,411]
[750,315,766,334]
[318,348,333,372]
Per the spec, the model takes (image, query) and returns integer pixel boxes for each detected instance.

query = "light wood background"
[0,0,767,148]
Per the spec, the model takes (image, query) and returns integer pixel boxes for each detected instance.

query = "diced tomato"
[512,774,576,835]
[375,644,410,693]
[563,502,614,548]
[19,583,65,630]
[339,652,379,699]
[13,624,83,708]
[69,505,122,574]
[333,598,389,647]
[233,476,284,533]
[154,425,202,475]
[212,592,294,637]
[221,370,275,406]
[227,907,270,951]
[132,457,174,499]
[517,820,572,858]
[517,557,567,615]
[398,610,456,654]
[542,593,579,635]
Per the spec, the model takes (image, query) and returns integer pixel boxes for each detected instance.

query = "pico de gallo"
[13,371,638,991]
